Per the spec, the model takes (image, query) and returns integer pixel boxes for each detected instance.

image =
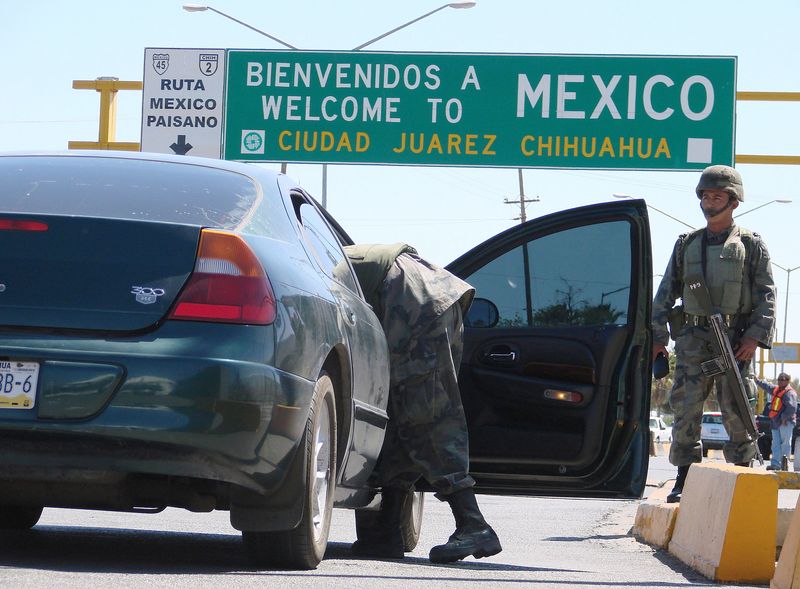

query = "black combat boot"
[429,488,502,564]
[352,487,407,559]
[666,465,690,504]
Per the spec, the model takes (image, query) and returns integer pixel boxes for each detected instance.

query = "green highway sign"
[223,50,736,170]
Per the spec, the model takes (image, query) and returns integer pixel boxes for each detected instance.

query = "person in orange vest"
[756,373,797,470]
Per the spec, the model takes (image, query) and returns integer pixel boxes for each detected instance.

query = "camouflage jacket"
[382,252,474,345]
[346,244,474,383]
[652,224,776,347]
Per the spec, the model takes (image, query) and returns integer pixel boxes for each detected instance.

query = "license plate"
[711,428,720,433]
[0,360,39,409]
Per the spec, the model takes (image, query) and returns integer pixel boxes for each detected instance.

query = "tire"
[355,491,425,552]
[401,492,424,551]
[0,506,43,530]
[244,373,337,570]
[702,445,709,458]
[354,490,425,552]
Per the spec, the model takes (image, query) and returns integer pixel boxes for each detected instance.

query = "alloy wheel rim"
[311,398,332,540]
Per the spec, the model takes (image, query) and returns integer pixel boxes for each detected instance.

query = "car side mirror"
[465,297,499,328]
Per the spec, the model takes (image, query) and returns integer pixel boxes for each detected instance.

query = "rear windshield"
[0,155,260,229]
[702,414,723,424]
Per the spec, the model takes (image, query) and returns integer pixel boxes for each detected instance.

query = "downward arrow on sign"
[170,135,193,155]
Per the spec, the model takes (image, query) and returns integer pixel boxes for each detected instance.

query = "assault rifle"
[685,273,763,465]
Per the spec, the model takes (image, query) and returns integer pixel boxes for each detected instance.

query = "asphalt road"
[0,450,771,588]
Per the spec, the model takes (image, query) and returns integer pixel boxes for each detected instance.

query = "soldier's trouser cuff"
[433,475,476,501]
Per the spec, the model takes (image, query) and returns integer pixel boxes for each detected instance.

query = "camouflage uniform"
[346,244,475,496]
[653,225,775,466]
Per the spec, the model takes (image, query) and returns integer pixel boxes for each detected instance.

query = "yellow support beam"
[70,77,142,151]
[735,91,800,165]
[736,155,800,165]
[737,91,800,102]
[69,80,798,161]
[67,140,141,151]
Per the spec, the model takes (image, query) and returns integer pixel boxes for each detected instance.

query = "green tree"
[532,283,624,327]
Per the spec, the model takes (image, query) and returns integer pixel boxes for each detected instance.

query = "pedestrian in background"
[345,243,502,563]
[651,165,776,503]
[756,373,797,470]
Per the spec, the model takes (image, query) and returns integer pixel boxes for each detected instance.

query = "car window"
[702,414,723,424]
[0,155,261,229]
[464,220,632,328]
[297,201,360,294]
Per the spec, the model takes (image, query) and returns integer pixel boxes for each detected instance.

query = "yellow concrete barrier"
[668,463,778,584]
[772,495,800,589]
[633,485,679,549]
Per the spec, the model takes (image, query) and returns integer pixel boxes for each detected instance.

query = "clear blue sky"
[2,1,799,373]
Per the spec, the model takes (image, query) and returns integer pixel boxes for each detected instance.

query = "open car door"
[447,199,653,499]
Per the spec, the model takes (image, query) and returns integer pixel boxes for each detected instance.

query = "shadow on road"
[0,525,250,573]
[0,527,582,576]
[324,541,580,573]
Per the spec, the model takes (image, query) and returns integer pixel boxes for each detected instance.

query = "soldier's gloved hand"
[734,337,758,362]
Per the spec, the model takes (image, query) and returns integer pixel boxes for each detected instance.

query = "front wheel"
[244,373,337,570]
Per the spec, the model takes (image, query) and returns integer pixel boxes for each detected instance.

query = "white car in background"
[700,411,729,456]
[649,415,672,443]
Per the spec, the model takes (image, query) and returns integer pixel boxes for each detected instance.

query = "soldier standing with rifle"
[652,165,776,503]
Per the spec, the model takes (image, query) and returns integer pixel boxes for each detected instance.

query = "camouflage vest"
[680,226,754,315]
[344,243,417,312]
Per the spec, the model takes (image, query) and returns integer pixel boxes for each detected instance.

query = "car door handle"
[487,351,516,362]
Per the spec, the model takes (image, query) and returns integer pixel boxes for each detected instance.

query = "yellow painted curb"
[668,463,778,583]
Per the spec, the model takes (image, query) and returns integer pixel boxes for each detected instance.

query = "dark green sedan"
[0,151,391,569]
[0,151,654,570]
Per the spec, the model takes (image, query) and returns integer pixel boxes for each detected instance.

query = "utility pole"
[504,169,539,223]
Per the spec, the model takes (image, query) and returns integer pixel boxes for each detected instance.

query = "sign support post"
[68,77,142,151]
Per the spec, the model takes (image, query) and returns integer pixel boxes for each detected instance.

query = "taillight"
[0,219,48,232]
[169,229,277,325]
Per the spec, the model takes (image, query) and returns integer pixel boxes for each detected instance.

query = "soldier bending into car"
[652,165,776,503]
[344,243,502,563]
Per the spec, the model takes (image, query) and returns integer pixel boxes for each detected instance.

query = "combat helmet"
[695,165,744,201]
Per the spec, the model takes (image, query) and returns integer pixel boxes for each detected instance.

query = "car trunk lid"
[0,214,199,331]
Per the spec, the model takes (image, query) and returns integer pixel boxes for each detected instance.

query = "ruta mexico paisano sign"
[223,50,736,170]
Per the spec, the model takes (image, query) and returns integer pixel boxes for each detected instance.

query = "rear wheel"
[354,490,425,552]
[401,491,424,551]
[244,373,337,569]
[0,506,43,530]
